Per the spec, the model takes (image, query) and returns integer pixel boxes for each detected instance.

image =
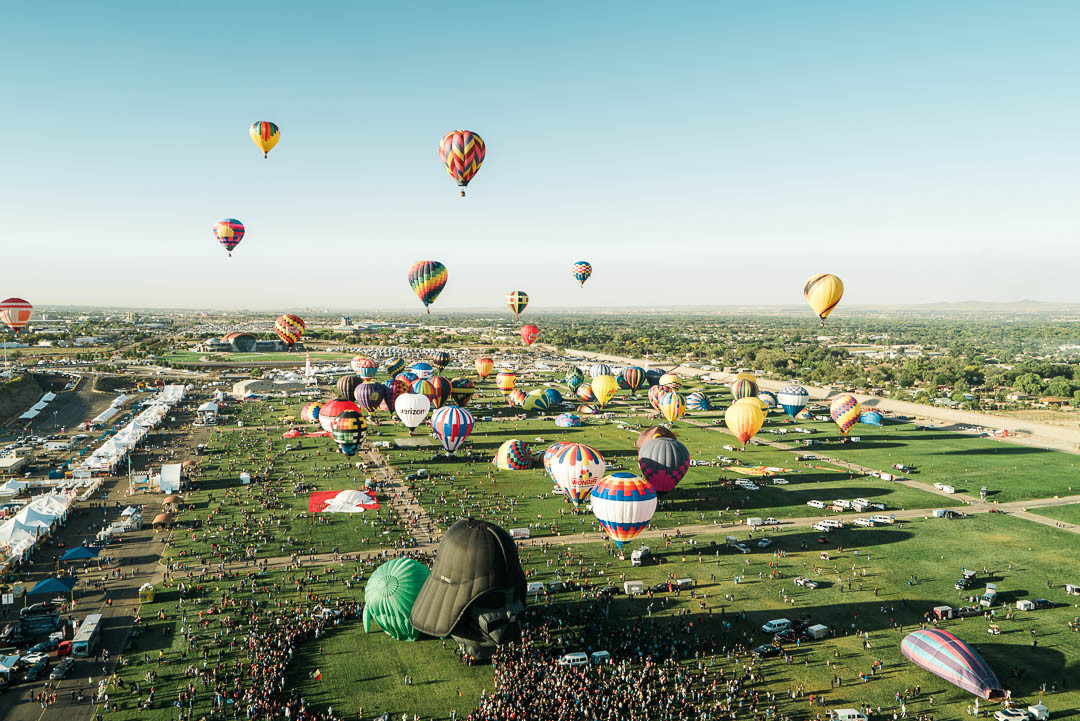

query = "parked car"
[794,577,820,589]
[757,538,773,548]
[1032,598,1054,609]
[761,619,791,634]
[764,517,780,525]
[993,709,1030,721]
[24,660,48,681]
[27,640,58,655]
[752,644,782,658]
[49,657,75,680]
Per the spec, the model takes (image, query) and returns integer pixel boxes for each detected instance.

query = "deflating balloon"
[363,557,430,641]
[590,473,657,549]
[438,130,485,196]
[658,391,686,423]
[554,413,580,428]
[408,260,448,313]
[635,425,676,451]
[541,388,563,406]
[475,357,494,380]
[395,393,431,431]
[637,437,690,494]
[860,410,883,426]
[830,394,861,436]
[431,406,474,454]
[804,273,844,325]
[591,375,618,408]
[494,439,531,470]
[548,443,606,507]
[249,121,280,158]
[725,397,765,445]
[901,629,1005,700]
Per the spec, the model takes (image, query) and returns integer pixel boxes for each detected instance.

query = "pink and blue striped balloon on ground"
[590,472,657,549]
[430,406,474,454]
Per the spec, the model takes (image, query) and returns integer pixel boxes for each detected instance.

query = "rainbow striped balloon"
[730,378,758,400]
[274,314,305,346]
[686,391,710,411]
[438,130,486,195]
[659,392,686,423]
[408,260,447,313]
[830,393,861,436]
[410,378,436,402]
[213,218,244,256]
[572,261,592,287]
[590,472,657,549]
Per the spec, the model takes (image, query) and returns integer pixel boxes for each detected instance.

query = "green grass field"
[1030,504,1080,526]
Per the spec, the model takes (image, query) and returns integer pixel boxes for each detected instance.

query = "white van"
[870,514,895,524]
[526,582,546,596]
[807,500,826,509]
[852,498,870,507]
[833,499,852,509]
[556,652,588,667]
[590,651,611,665]
[761,618,791,634]
[812,522,831,532]
[853,517,875,527]
[941,485,956,494]
[831,710,869,721]
[821,520,844,529]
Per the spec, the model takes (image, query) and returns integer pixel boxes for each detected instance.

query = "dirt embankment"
[0,374,44,427]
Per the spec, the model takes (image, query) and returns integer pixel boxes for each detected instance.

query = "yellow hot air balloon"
[724,397,765,447]
[804,274,844,326]
[734,372,757,383]
[659,373,681,390]
[249,121,280,158]
[591,374,619,408]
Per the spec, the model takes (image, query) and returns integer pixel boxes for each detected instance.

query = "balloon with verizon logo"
[395,393,431,435]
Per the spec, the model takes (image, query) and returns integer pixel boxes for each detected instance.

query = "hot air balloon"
[730,378,758,401]
[363,558,430,641]
[0,298,33,334]
[621,366,645,394]
[647,384,665,412]
[548,443,606,507]
[494,439,531,470]
[576,384,596,404]
[686,391,710,411]
[431,406,474,454]
[591,375,619,408]
[901,629,1005,699]
[636,425,676,452]
[645,368,664,387]
[450,378,476,407]
[397,371,419,384]
[300,402,322,424]
[438,130,485,197]
[796,407,812,420]
[354,382,386,414]
[506,290,529,319]
[318,399,360,434]
[410,362,435,380]
[213,218,244,257]
[725,397,765,447]
[554,413,581,428]
[394,393,431,434]
[408,260,447,313]
[830,393,861,436]
[778,384,809,419]
[659,373,681,390]
[734,372,756,383]
[411,379,436,403]
[543,442,568,481]
[565,367,584,392]
[249,121,280,158]
[804,273,844,326]
[330,409,367,456]
[589,364,612,379]
[475,357,494,380]
[495,371,516,396]
[637,437,690,494]
[590,472,657,549]
[351,356,378,379]
[337,375,363,402]
[522,389,551,412]
[383,377,410,412]
[520,325,540,346]
[758,390,778,409]
[428,376,452,408]
[658,392,686,423]
[541,388,563,406]
[506,388,526,407]
[431,350,451,372]
[572,261,592,287]
[860,410,884,426]
[385,357,406,377]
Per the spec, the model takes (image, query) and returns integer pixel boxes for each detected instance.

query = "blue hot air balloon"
[777,384,809,419]
[860,410,884,426]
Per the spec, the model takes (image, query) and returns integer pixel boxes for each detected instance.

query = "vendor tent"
[28,576,77,595]
[159,464,182,493]
[61,545,100,562]
[152,512,174,526]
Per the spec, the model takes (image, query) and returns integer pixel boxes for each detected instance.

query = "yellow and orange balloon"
[804,274,844,326]
[725,397,765,446]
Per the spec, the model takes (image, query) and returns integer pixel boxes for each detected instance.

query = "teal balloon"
[363,558,430,641]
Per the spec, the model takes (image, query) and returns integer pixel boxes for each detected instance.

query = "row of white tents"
[17,391,57,421]
[80,385,186,473]
[0,492,73,565]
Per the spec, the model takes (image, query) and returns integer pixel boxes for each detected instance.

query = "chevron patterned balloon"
[438,130,485,196]
[274,314,305,346]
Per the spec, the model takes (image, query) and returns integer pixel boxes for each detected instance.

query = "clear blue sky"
[2,1,1079,312]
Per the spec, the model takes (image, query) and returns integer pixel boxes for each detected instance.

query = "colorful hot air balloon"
[272,314,304,346]
[637,437,690,494]
[450,378,476,407]
[860,410,884,426]
[213,218,244,257]
[408,260,448,313]
[431,350,451,372]
[590,472,657,549]
[522,389,551,412]
[758,390,778,409]
[506,291,529,319]
[636,425,676,452]
[396,371,419,385]
[410,362,435,380]
[520,325,540,346]
[645,368,664,387]
[901,629,1005,700]
[572,261,592,287]
[410,378,436,403]
[495,371,516,396]
[383,377,410,412]
[725,397,765,446]
[494,439,531,470]
[543,442,568,481]
[337,375,363,402]
[621,366,645,394]
[541,388,563,406]
[554,413,580,428]
[354,382,386,414]
[384,357,406,377]
[686,391,710,411]
[591,375,619,408]
[576,384,596,404]
[475,357,494,380]
[394,393,431,433]
[506,388,526,407]
[318,399,360,433]
[589,364,612,379]
[658,392,686,423]
[300,402,322,423]
[804,273,844,326]
[249,121,280,158]
[830,394,861,436]
[647,384,665,412]
[363,558,430,641]
[430,406,474,454]
[565,367,584,392]
[778,384,809,419]
[796,407,812,420]
[0,298,33,334]
[659,373,681,390]
[438,130,486,196]
[351,356,378,379]
[428,376,453,408]
[730,378,758,400]
[330,409,367,456]
[549,443,606,507]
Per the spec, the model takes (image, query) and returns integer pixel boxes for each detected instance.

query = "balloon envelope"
[591,375,619,408]
[658,392,686,423]
[572,261,592,286]
[300,402,322,423]
[352,356,378,379]
[686,391,710,411]
[637,437,690,494]
[337,375,363,402]
[354,383,386,413]
[636,426,677,451]
[548,443,606,507]
[429,376,453,408]
[0,298,32,334]
[522,389,551,412]
[590,473,657,549]
[725,398,765,445]
[622,366,646,393]
[385,358,406,377]
[363,558,430,641]
[250,121,280,157]
[430,406,474,453]
[475,357,494,380]
[758,390,778,409]
[730,378,758,400]
[901,629,1004,700]
[804,273,844,322]
[495,372,516,395]
[408,260,447,311]
[778,384,809,418]
[494,440,531,470]
[213,218,244,254]
[395,393,431,429]
[830,394,861,436]
[274,314,305,346]
[860,410,884,426]
[520,325,540,346]
[506,290,529,318]
[589,364,612,379]
[450,378,476,407]
[554,413,581,428]
[438,130,485,189]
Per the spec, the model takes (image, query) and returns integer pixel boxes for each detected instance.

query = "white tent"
[15,505,57,529]
[18,409,39,420]
[159,464,182,493]
[197,401,219,413]
[0,479,29,496]
[91,406,120,424]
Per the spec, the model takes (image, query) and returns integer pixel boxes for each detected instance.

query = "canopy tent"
[30,401,49,412]
[120,506,140,517]
[18,409,39,420]
[0,479,29,496]
[110,394,129,407]
[197,401,219,413]
[61,545,100,562]
[40,392,57,403]
[0,519,41,548]
[151,512,174,526]
[15,505,57,529]
[90,406,120,425]
[159,464,182,493]
[162,495,182,505]
[28,576,77,595]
